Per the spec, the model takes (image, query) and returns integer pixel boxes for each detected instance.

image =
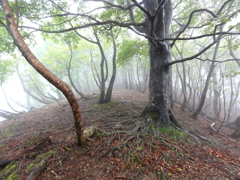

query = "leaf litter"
[0,89,239,179]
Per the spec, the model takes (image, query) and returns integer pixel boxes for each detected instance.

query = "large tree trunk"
[139,0,177,127]
[1,0,85,145]
[141,42,173,126]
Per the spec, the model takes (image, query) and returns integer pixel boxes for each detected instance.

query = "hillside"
[0,89,240,180]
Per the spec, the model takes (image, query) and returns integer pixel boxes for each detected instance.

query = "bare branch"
[171,8,218,47]
[173,0,183,10]
[127,0,145,33]
[131,0,150,17]
[217,0,234,15]
[167,37,221,66]
[69,22,97,44]
[20,20,144,33]
[84,0,137,11]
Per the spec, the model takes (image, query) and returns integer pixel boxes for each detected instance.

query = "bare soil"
[0,89,239,180]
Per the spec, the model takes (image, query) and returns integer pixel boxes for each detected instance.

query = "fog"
[0,75,26,122]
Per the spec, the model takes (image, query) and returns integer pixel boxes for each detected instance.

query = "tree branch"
[20,20,145,33]
[171,8,218,47]
[167,37,221,66]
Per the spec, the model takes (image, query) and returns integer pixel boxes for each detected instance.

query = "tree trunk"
[191,61,216,119]
[192,48,221,119]
[104,30,117,103]
[212,71,220,122]
[139,0,177,127]
[1,0,85,145]
[192,25,222,119]
[231,117,240,138]
[66,41,86,98]
[175,44,188,111]
[141,42,173,126]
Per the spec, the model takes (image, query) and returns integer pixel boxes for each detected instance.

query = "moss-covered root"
[0,161,18,180]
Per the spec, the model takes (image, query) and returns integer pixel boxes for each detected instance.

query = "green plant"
[99,132,105,137]
[151,113,158,120]
[178,168,183,172]
[136,147,142,151]
[65,146,71,151]
[149,124,156,131]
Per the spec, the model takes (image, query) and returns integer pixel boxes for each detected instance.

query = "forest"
[0,0,240,179]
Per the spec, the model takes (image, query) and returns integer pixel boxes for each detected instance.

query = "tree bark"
[139,0,176,127]
[141,42,172,126]
[104,30,117,103]
[212,71,220,122]
[1,0,85,145]
[191,61,216,119]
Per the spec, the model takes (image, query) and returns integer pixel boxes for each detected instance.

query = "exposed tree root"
[26,154,53,180]
[92,115,201,178]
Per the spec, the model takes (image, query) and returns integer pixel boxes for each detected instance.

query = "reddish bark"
[1,0,85,145]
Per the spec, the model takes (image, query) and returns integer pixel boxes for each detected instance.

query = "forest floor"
[0,89,240,180]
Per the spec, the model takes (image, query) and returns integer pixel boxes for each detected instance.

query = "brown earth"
[0,89,239,180]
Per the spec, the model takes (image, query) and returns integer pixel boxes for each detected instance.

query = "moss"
[159,126,175,134]
[26,137,40,146]
[93,102,116,110]
[3,162,16,174]
[35,150,57,162]
[159,126,188,139]
[4,133,13,138]
[0,161,16,179]
[25,163,35,174]
[24,150,57,177]
[6,170,18,180]
[3,128,9,132]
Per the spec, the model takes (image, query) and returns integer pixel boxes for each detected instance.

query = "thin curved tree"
[0,0,85,145]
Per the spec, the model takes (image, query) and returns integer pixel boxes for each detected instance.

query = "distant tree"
[117,38,149,92]
[77,28,117,104]
[0,58,18,119]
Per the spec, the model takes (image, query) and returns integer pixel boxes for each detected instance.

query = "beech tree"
[1,0,240,132]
